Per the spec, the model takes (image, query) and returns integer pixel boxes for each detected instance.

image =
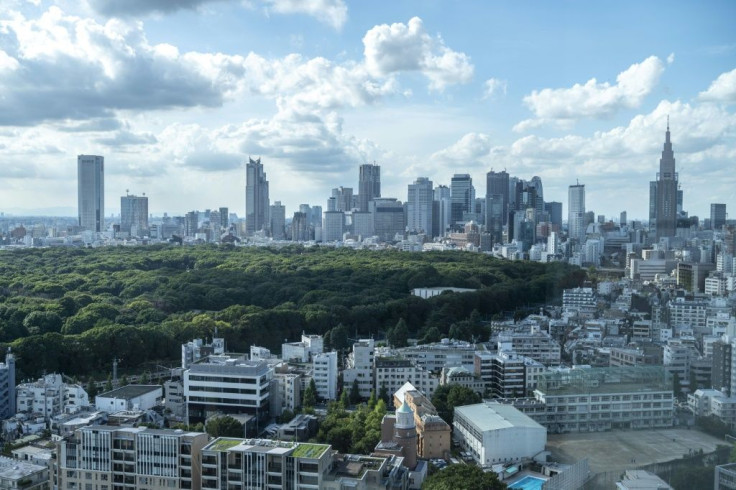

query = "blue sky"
[0,0,734,220]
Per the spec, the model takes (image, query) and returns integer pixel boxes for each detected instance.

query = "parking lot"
[546,428,726,474]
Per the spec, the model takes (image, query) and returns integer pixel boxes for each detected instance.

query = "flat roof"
[97,385,162,400]
[455,403,545,432]
[0,455,46,480]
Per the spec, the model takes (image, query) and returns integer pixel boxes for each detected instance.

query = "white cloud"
[698,68,736,103]
[516,56,665,130]
[88,0,347,28]
[362,17,473,91]
[667,53,675,64]
[483,78,507,99]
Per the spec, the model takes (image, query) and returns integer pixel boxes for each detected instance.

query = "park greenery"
[315,390,387,454]
[422,464,506,489]
[430,385,483,425]
[0,245,585,379]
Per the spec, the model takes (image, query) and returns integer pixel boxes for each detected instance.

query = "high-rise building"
[711,203,727,231]
[529,176,545,217]
[245,157,269,236]
[652,122,678,239]
[407,177,434,235]
[291,212,308,242]
[331,186,353,213]
[120,194,148,236]
[358,163,381,212]
[323,211,345,242]
[270,201,286,239]
[77,155,104,232]
[620,211,627,227]
[546,201,563,228]
[433,185,451,237]
[485,194,504,244]
[184,211,198,237]
[568,183,586,243]
[486,170,509,225]
[450,174,474,226]
[218,207,229,230]
[0,350,16,419]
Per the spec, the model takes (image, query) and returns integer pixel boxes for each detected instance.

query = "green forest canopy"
[0,245,585,378]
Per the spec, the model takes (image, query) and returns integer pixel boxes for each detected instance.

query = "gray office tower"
[568,184,586,243]
[245,157,269,236]
[546,202,563,228]
[711,204,727,231]
[450,174,474,225]
[358,164,381,212]
[486,170,509,225]
[77,155,105,232]
[407,177,434,235]
[120,194,148,236]
[652,122,678,239]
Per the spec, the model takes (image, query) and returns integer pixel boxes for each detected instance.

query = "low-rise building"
[453,402,546,467]
[313,351,338,401]
[374,357,438,399]
[16,374,90,419]
[0,455,48,490]
[393,382,451,460]
[94,384,162,413]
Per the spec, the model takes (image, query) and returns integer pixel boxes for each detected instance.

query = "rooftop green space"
[292,443,329,459]
[209,438,242,451]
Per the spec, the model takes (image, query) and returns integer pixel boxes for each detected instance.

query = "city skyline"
[0,1,734,219]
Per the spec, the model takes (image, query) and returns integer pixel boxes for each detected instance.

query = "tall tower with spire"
[653,119,678,240]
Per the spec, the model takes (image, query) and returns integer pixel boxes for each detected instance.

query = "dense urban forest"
[0,245,586,379]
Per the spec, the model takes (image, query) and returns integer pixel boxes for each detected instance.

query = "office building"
[652,122,678,239]
[57,426,208,490]
[546,201,563,228]
[372,198,405,242]
[184,211,198,237]
[374,357,439,400]
[331,186,353,213]
[291,212,309,242]
[323,211,345,242]
[184,355,272,426]
[712,203,727,231]
[199,438,407,490]
[77,155,105,232]
[120,194,148,236]
[568,183,586,243]
[454,403,546,466]
[245,157,269,236]
[407,177,434,235]
[270,201,286,239]
[533,366,673,432]
[359,163,381,212]
[352,211,374,238]
[433,185,451,237]
[486,170,510,225]
[450,174,474,226]
[0,350,15,420]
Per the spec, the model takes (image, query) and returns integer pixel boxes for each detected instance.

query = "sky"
[0,0,735,221]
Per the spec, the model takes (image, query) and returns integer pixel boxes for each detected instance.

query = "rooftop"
[0,455,46,480]
[291,443,329,459]
[96,384,162,400]
[455,403,545,432]
[535,366,671,396]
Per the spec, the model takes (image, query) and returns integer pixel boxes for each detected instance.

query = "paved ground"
[546,428,726,474]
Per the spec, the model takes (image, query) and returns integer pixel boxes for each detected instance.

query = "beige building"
[57,426,208,490]
[393,383,451,460]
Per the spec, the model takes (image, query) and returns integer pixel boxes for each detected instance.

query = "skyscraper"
[407,177,434,235]
[568,183,586,243]
[358,164,381,212]
[331,186,353,212]
[652,122,678,240]
[77,155,104,232]
[450,174,474,226]
[120,194,148,236]
[245,157,269,236]
[433,185,451,237]
[270,201,286,239]
[486,170,509,225]
[711,203,727,231]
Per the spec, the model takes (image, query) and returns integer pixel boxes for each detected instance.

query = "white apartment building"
[313,351,338,401]
[390,340,476,372]
[668,298,708,331]
[282,334,324,363]
[95,385,162,413]
[343,339,375,399]
[57,426,208,490]
[0,456,48,490]
[184,355,272,425]
[496,330,562,365]
[271,372,301,417]
[181,337,225,369]
[16,374,89,418]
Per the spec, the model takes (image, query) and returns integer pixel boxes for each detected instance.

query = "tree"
[86,378,98,401]
[423,464,506,489]
[420,326,442,344]
[339,389,350,409]
[368,390,377,410]
[673,372,683,400]
[205,416,244,438]
[388,318,409,348]
[670,465,714,490]
[349,378,361,404]
[303,378,317,409]
[140,372,151,384]
[431,385,482,425]
[378,383,390,406]
[330,323,350,352]
[104,374,113,393]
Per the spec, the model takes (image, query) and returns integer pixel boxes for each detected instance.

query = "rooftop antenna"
[667,115,669,131]
[125,189,129,196]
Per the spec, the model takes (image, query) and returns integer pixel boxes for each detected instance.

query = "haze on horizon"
[0,0,734,220]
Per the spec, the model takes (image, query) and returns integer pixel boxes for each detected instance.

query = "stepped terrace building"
[533,366,674,433]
